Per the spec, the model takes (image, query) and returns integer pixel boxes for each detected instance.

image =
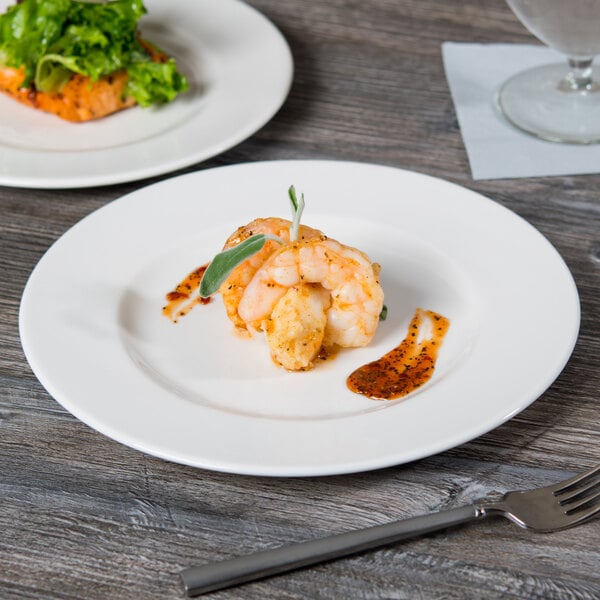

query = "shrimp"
[265,283,331,370]
[218,218,324,328]
[238,238,384,369]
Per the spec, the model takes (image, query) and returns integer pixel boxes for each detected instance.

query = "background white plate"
[19,161,580,476]
[0,0,292,188]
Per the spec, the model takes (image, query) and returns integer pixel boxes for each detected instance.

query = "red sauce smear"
[347,308,450,400]
[162,264,211,323]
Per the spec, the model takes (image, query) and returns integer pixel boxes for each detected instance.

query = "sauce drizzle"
[162,264,211,323]
[347,308,450,400]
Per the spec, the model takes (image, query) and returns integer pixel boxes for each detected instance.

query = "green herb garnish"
[0,0,188,105]
[288,185,305,242]
[379,304,388,321]
[199,186,305,297]
[199,233,282,298]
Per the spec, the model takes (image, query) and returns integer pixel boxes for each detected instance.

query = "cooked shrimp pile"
[217,217,384,371]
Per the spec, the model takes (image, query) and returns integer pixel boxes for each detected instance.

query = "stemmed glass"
[498,0,600,144]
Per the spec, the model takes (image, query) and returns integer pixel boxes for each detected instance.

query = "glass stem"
[565,57,593,91]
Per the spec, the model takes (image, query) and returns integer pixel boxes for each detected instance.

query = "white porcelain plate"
[19,161,580,476]
[0,0,292,188]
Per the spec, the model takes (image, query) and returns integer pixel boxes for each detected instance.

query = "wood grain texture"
[1,0,599,598]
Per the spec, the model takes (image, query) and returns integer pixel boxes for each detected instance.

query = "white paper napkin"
[442,42,600,180]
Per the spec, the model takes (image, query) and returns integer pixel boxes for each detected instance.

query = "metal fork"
[180,464,600,597]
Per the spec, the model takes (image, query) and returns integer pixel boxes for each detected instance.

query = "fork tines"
[553,464,600,518]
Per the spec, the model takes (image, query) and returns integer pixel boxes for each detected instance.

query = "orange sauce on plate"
[347,308,450,400]
[162,264,211,323]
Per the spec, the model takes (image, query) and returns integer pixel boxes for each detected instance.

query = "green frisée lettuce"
[125,59,188,107]
[0,0,188,105]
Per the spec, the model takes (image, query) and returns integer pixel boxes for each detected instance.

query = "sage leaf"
[288,185,305,242]
[288,185,299,213]
[199,233,282,297]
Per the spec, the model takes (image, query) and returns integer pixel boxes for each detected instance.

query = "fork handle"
[180,504,481,596]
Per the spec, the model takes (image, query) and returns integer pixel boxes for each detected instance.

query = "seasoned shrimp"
[265,283,331,370]
[238,238,384,369]
[219,218,324,328]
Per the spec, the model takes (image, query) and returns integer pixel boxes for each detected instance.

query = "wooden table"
[2,0,599,598]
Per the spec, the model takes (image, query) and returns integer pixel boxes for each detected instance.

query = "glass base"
[497,63,600,144]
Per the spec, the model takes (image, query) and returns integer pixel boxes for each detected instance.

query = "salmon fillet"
[0,65,136,122]
[0,42,169,122]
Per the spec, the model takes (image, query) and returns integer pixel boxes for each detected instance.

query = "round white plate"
[0,0,292,188]
[19,161,580,476]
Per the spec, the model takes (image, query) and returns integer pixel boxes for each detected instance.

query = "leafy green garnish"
[379,304,388,321]
[125,59,188,107]
[199,234,283,298]
[288,185,305,242]
[199,186,308,297]
[0,0,188,105]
